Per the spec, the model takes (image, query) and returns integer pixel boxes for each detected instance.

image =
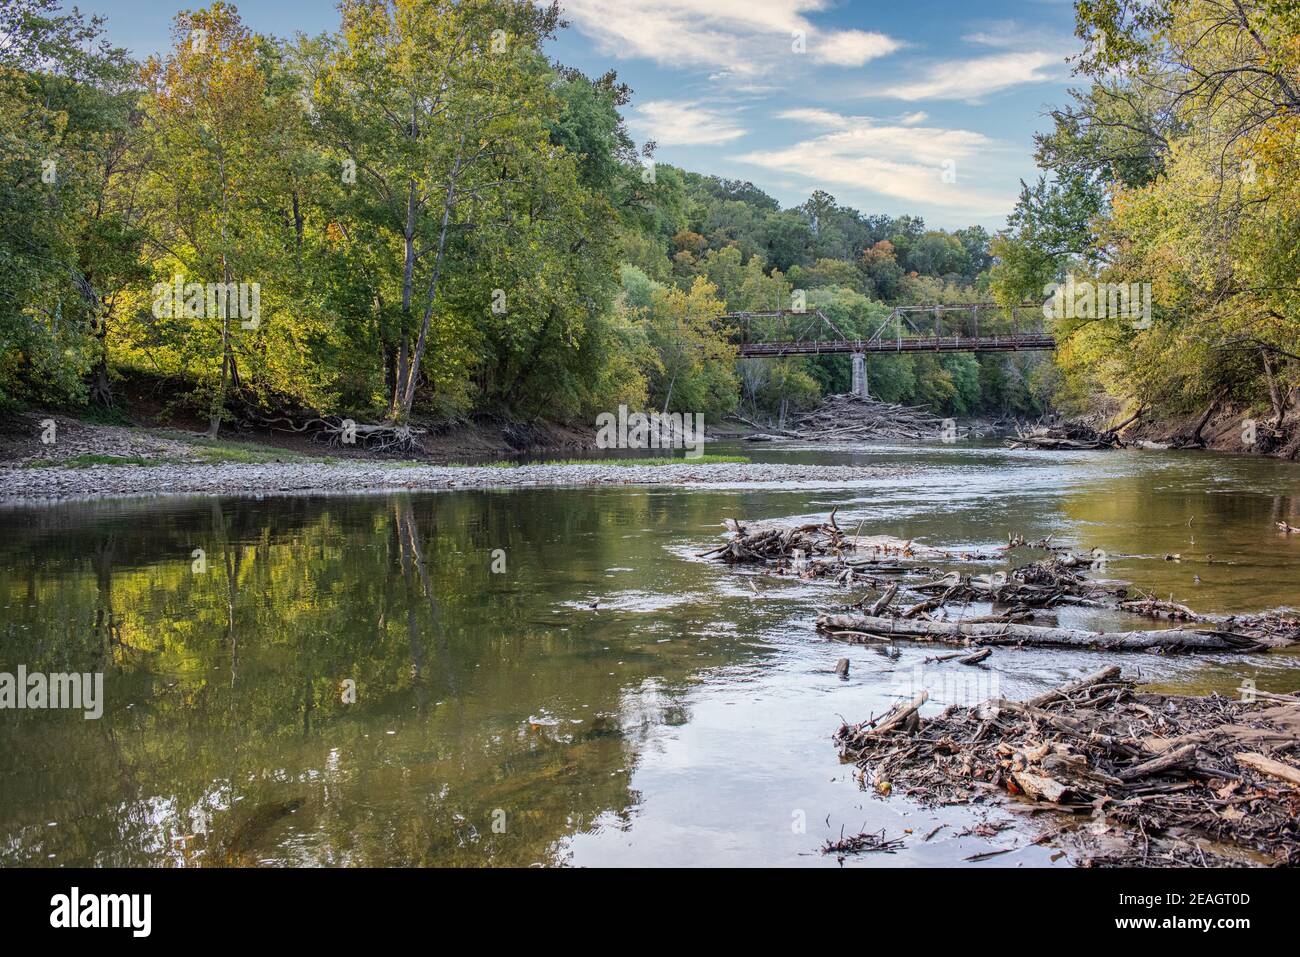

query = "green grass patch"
[24,453,157,469]
[159,432,326,465]
[77,403,133,427]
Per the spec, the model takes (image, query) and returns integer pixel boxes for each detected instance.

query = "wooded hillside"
[0,0,1048,436]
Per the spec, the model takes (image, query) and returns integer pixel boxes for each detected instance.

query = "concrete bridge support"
[851,352,868,398]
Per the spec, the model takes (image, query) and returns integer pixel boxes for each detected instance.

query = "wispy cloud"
[554,0,902,76]
[774,107,851,129]
[735,109,1012,216]
[810,29,902,67]
[878,51,1064,101]
[630,99,748,146]
[962,19,1074,52]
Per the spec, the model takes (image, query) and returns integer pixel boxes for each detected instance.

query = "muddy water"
[1,441,1297,867]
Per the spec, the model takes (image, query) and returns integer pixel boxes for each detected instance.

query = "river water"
[1,441,1297,867]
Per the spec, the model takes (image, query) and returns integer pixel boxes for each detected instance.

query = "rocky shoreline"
[1,459,906,503]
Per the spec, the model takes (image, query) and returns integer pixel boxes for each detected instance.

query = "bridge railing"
[721,303,1048,354]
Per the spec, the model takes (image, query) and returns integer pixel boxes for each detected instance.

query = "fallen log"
[1120,596,1201,621]
[1027,666,1121,708]
[1006,417,1121,451]
[241,411,426,452]
[816,614,1268,652]
[1235,752,1300,787]
[1116,743,1200,781]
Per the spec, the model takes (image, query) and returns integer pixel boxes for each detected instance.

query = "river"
[1,440,1297,866]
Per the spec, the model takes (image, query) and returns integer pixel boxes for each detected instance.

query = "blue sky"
[81,0,1086,230]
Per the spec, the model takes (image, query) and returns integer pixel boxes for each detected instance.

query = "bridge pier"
[851,352,868,398]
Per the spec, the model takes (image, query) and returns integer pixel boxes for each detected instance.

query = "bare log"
[1235,752,1300,787]
[867,584,898,616]
[816,614,1266,652]
[1116,743,1200,781]
[1027,666,1122,708]
[871,691,929,736]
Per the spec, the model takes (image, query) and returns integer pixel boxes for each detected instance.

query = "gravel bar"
[1,460,908,502]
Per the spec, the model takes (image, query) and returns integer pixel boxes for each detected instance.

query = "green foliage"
[0,0,136,408]
[1006,0,1300,421]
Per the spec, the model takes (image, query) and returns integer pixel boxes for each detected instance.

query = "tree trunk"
[91,349,113,407]
[401,136,466,419]
[401,182,456,417]
[1262,349,1285,428]
[816,613,1267,652]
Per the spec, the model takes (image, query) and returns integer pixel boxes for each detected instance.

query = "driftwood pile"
[817,557,1297,652]
[835,667,1300,866]
[699,511,851,571]
[820,828,906,861]
[703,512,1299,653]
[908,559,1121,609]
[818,559,1299,653]
[1007,420,1119,451]
[791,394,960,442]
[699,512,1001,582]
[1006,409,1145,451]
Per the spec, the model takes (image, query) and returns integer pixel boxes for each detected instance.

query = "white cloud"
[734,110,1013,216]
[630,100,748,146]
[552,0,901,75]
[776,107,851,129]
[810,29,901,66]
[880,51,1063,101]
[898,111,929,125]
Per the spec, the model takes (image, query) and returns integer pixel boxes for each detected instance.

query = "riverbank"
[1118,401,1299,459]
[0,409,598,468]
[1,455,907,502]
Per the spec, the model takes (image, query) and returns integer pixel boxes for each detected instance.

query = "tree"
[139,3,285,434]
[312,0,564,420]
[639,277,735,416]
[1036,0,1300,428]
[0,0,138,408]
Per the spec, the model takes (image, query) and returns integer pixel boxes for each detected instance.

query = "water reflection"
[0,490,754,866]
